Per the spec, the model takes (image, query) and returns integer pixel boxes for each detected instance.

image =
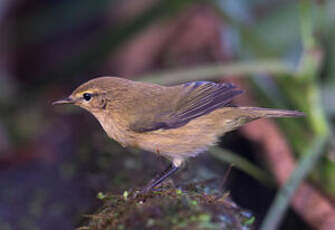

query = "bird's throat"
[92,111,129,148]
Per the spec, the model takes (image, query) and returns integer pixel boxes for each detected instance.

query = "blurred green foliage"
[1,0,335,229]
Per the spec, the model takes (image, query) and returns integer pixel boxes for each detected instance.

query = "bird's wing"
[129,81,244,132]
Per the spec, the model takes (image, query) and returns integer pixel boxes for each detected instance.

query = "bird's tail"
[218,106,304,134]
[237,107,305,119]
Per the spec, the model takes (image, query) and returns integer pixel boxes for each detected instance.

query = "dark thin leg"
[142,163,179,193]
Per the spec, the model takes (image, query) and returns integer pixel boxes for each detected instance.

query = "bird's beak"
[52,97,75,105]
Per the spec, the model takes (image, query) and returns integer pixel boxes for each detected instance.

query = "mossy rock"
[78,183,254,230]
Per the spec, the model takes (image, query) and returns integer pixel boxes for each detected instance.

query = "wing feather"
[130,81,243,132]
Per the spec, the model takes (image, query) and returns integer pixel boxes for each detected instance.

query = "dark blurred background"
[1,0,335,229]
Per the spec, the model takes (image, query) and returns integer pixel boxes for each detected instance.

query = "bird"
[53,76,304,192]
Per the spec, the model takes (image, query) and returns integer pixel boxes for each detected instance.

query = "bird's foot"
[130,180,157,199]
[131,163,179,199]
[130,187,151,200]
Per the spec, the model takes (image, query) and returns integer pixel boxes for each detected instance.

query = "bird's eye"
[83,93,92,101]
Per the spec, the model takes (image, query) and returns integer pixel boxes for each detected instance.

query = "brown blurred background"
[1,0,335,229]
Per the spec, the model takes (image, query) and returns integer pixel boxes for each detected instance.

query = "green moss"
[244,216,256,226]
[78,184,254,230]
[96,192,106,200]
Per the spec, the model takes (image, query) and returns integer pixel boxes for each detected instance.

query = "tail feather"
[237,106,305,118]
[216,106,304,134]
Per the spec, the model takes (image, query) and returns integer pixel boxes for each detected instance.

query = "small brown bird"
[53,76,304,192]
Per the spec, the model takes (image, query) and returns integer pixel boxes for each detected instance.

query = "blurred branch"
[209,147,275,187]
[260,135,328,230]
[139,59,296,84]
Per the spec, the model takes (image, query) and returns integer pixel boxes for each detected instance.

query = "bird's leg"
[141,163,179,193]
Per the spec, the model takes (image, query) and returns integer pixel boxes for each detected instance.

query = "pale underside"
[94,106,261,167]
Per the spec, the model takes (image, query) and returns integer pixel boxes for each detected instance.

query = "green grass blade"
[209,147,275,188]
[260,135,328,230]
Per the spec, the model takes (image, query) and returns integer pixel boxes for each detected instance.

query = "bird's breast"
[92,112,133,148]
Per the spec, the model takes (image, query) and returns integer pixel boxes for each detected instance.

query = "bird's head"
[52,77,120,113]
